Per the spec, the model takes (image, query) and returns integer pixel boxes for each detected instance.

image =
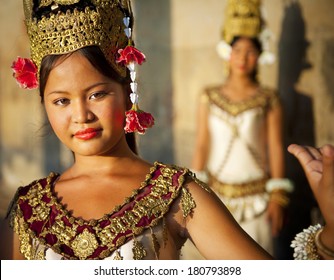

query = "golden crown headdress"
[221,0,263,44]
[23,0,132,77]
[12,0,154,134]
[217,0,275,65]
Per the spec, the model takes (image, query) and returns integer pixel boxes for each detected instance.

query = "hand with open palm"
[288,144,334,258]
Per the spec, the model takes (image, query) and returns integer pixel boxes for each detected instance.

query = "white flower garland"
[216,27,276,65]
[291,224,322,260]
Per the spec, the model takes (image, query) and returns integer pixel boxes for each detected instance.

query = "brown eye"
[54,98,70,106]
[89,92,107,100]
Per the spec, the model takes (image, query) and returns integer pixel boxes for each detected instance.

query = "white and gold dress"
[203,86,280,252]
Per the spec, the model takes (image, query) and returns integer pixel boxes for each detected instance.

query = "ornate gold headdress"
[22,0,131,77]
[221,0,262,44]
[12,0,154,133]
[216,0,275,65]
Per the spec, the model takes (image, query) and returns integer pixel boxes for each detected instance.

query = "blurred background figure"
[186,0,293,259]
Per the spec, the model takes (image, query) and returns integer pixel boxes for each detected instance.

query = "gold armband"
[315,228,334,259]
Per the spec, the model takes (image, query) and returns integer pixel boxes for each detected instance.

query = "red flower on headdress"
[11,57,38,90]
[116,46,146,66]
[124,105,155,134]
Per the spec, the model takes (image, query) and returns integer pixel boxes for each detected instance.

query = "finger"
[305,146,323,160]
[298,145,323,160]
[288,144,322,159]
[288,144,321,170]
[319,144,334,158]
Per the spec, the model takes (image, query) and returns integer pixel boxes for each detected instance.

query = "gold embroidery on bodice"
[205,86,279,116]
[8,162,202,260]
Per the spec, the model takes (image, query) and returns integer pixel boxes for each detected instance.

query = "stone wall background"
[1,0,333,258]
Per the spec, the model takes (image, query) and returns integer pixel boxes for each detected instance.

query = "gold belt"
[208,174,267,198]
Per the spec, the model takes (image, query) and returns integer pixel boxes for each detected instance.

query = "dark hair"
[230,36,262,53]
[39,46,138,154]
[230,36,262,82]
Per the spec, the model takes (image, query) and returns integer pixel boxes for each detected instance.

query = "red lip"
[74,128,101,140]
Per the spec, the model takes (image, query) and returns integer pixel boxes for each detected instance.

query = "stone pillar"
[133,0,174,164]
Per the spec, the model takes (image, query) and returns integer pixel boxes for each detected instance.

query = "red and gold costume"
[7,162,205,260]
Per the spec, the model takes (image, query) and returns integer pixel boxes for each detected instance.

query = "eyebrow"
[46,82,113,96]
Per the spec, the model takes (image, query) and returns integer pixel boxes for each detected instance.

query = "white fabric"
[206,102,270,222]
[207,104,268,183]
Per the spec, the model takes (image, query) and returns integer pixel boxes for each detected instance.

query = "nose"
[238,52,247,63]
[71,100,95,123]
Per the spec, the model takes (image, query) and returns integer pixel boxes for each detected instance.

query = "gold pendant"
[132,240,147,260]
[71,229,98,260]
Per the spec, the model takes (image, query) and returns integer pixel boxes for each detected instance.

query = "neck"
[226,74,257,88]
[68,141,140,177]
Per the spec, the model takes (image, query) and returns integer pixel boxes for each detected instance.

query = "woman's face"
[229,37,260,77]
[44,52,127,157]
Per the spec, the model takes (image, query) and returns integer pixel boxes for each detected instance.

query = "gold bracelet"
[270,191,290,207]
[315,228,334,258]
